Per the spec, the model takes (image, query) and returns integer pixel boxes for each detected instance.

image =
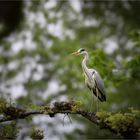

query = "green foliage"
[129,30,140,47]
[89,48,115,82]
[0,98,7,113]
[30,127,44,140]
[0,122,18,139]
[126,53,140,81]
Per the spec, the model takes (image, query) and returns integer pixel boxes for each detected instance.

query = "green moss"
[96,112,111,123]
[96,109,140,134]
[43,105,54,117]
[43,105,50,110]
[130,108,140,118]
[71,101,82,112]
[29,104,43,110]
[105,113,134,132]
[3,106,26,118]
[96,112,110,119]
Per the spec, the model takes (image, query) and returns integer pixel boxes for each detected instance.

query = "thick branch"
[0,101,140,139]
[0,101,99,125]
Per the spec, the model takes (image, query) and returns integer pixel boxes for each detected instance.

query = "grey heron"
[71,48,106,112]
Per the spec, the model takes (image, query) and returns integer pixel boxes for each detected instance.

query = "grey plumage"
[91,69,106,101]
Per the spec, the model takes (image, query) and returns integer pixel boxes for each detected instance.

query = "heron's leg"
[96,89,99,112]
[90,93,94,112]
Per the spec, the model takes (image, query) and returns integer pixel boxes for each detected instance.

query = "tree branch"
[0,101,140,139]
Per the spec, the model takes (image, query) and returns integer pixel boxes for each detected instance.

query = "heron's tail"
[100,93,106,102]
[92,90,106,102]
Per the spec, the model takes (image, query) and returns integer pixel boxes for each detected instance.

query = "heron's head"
[71,48,87,56]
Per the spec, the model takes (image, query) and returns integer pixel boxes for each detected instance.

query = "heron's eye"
[80,48,85,53]
[92,71,95,75]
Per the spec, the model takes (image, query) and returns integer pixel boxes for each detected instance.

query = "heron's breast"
[85,75,96,89]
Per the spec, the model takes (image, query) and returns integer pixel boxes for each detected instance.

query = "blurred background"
[0,0,140,139]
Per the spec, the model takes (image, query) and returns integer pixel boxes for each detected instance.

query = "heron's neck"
[82,52,89,74]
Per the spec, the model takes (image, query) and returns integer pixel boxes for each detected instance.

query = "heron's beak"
[71,51,80,56]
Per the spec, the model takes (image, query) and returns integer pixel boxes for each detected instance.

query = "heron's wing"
[90,69,106,101]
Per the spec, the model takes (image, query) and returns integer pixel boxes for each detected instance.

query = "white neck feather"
[82,51,89,75]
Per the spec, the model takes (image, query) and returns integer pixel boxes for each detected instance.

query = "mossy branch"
[0,100,140,139]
